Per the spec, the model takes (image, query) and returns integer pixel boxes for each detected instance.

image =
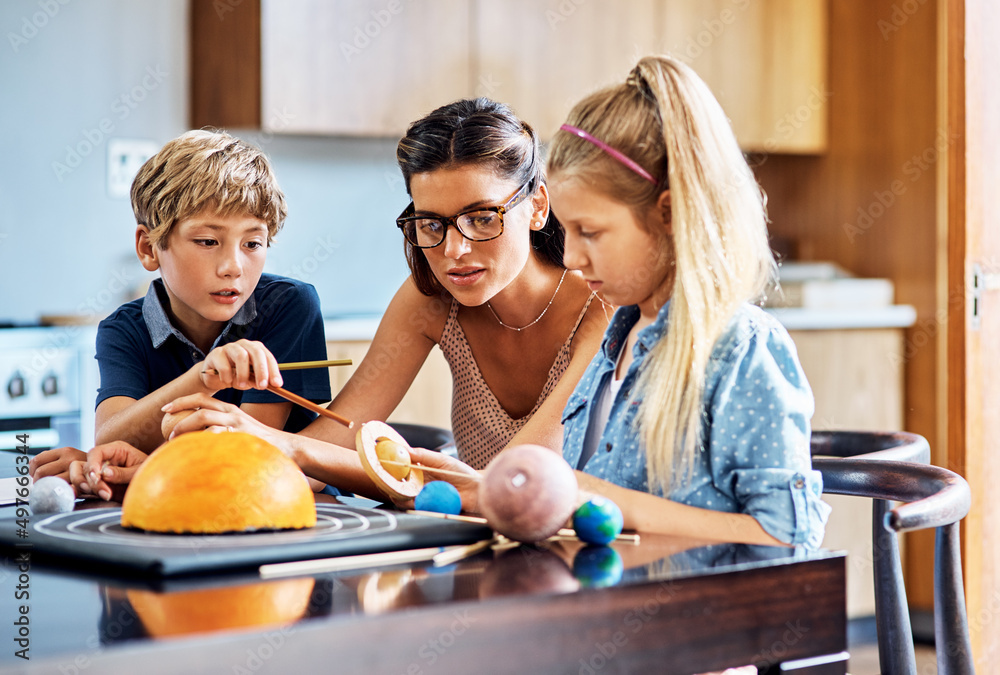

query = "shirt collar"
[601,301,673,361]
[141,278,258,356]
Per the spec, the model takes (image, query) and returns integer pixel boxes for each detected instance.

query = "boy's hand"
[69,441,149,501]
[199,339,282,392]
[29,447,87,483]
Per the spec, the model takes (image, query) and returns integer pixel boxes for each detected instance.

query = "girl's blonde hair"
[131,129,287,249]
[547,55,776,494]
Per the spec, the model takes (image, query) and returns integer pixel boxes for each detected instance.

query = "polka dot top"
[561,302,831,550]
[440,293,596,470]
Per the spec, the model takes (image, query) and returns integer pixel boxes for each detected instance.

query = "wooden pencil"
[267,383,353,428]
[277,359,353,370]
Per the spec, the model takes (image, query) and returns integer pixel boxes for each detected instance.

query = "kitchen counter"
[325,306,919,340]
[323,316,381,341]
[765,304,917,330]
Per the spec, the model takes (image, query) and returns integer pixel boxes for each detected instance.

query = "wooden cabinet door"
[261,0,474,135]
[471,0,661,138]
[657,0,828,152]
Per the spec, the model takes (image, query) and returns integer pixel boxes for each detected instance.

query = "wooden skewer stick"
[267,384,353,428]
[277,359,353,370]
[260,545,462,578]
[201,359,352,377]
[378,459,475,481]
[431,538,496,566]
[407,509,640,544]
[406,510,488,524]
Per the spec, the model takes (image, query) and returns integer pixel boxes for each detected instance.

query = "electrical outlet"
[107,138,159,199]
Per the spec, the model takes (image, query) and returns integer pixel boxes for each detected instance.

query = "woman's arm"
[575,471,788,547]
[298,279,445,448]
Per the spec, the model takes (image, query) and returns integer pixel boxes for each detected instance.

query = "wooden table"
[0,501,847,675]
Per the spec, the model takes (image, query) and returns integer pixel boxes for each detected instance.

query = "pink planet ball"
[479,444,578,543]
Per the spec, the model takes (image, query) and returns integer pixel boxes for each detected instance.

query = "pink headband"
[559,124,658,185]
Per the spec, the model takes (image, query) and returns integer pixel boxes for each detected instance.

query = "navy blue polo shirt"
[96,274,332,433]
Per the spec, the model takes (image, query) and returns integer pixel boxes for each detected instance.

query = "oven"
[0,326,98,480]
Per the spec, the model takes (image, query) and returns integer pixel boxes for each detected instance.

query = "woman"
[77,98,608,500]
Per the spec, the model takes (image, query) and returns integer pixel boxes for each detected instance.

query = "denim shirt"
[561,302,831,549]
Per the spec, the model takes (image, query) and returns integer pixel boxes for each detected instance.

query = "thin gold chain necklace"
[486,269,568,332]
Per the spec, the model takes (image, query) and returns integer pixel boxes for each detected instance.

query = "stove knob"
[7,371,26,399]
[41,372,59,397]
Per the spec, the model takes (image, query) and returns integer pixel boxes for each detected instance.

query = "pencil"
[267,383,354,428]
[277,359,353,370]
[379,460,474,481]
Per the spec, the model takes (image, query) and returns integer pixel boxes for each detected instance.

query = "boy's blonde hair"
[547,55,776,494]
[131,129,287,248]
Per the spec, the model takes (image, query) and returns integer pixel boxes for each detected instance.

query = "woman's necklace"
[486,269,568,332]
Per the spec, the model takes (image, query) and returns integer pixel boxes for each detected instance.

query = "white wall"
[0,0,410,324]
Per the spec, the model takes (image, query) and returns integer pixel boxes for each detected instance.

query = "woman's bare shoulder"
[380,277,452,344]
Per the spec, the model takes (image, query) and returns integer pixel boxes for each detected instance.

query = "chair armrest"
[812,458,971,533]
[810,430,930,463]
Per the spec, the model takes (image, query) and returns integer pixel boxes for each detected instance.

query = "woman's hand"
[199,339,282,392]
[161,393,287,448]
[403,447,483,514]
[28,447,87,483]
[68,441,149,501]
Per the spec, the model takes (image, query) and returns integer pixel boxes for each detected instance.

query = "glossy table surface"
[0,496,847,675]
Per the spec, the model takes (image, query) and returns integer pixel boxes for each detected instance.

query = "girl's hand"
[161,393,287,449]
[199,339,282,392]
[28,447,87,482]
[403,447,483,514]
[69,441,148,501]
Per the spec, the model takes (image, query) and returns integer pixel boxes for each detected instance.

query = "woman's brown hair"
[396,98,564,295]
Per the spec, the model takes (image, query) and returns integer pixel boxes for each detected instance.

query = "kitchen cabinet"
[471,0,662,138]
[656,0,828,153]
[261,0,472,136]
[191,0,827,152]
[784,322,909,618]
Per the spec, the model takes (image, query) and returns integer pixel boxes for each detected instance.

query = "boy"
[31,130,331,481]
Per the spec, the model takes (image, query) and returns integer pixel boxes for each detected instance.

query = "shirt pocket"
[561,391,588,425]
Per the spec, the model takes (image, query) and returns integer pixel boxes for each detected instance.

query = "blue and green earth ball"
[572,496,624,545]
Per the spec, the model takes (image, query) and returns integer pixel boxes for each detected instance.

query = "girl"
[543,55,830,548]
[78,99,608,500]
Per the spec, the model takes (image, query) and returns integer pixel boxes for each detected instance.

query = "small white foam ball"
[30,476,76,514]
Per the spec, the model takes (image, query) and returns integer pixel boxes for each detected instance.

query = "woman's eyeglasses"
[396,181,532,249]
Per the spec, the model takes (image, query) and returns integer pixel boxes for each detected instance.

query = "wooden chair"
[810,430,974,675]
